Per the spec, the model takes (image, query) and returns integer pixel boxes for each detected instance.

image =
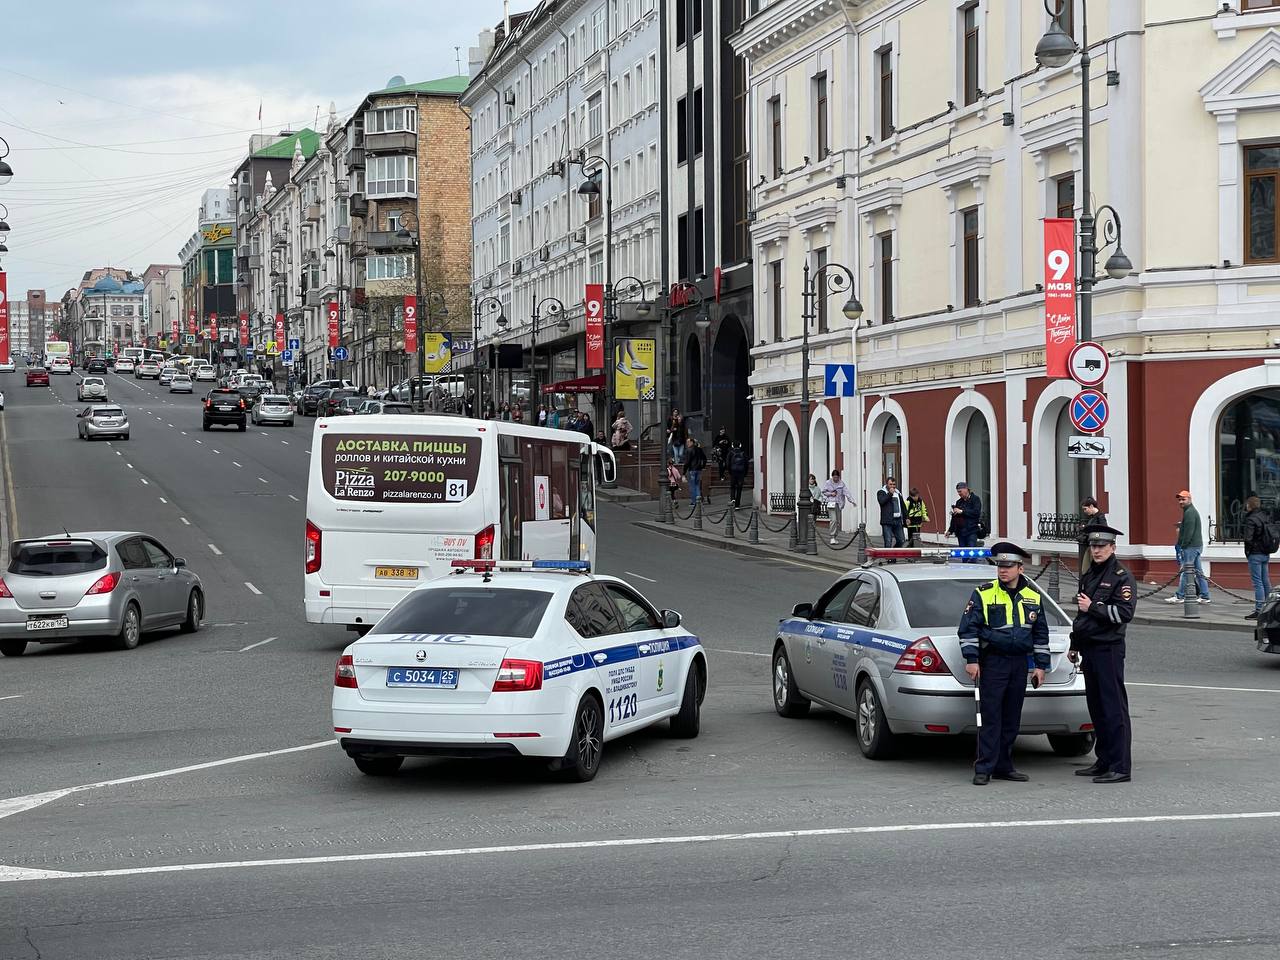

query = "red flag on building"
[327,302,340,349]
[403,295,418,355]
[275,313,286,353]
[238,312,249,347]
[188,310,197,336]
[584,283,604,369]
[208,313,217,342]
[1044,218,1077,378]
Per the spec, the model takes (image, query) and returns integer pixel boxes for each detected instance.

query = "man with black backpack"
[728,442,749,507]
[1243,495,1278,620]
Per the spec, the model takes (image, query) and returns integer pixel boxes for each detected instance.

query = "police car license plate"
[375,566,418,580]
[26,616,69,632]
[386,667,458,689]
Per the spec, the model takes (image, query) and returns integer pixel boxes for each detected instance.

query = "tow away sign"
[1067,435,1111,460]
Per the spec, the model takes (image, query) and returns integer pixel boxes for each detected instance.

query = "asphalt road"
[2,367,1279,959]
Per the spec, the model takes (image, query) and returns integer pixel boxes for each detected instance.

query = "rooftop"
[369,74,470,98]
[251,128,320,160]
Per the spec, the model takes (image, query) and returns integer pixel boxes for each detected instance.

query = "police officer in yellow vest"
[957,541,1051,785]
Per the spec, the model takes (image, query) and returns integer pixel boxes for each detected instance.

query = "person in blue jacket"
[958,541,1051,785]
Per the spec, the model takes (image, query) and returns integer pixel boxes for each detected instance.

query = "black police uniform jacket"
[1070,554,1136,649]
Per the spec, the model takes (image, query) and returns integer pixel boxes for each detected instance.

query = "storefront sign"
[238,312,249,347]
[201,223,233,244]
[614,338,655,400]
[584,283,604,369]
[403,296,418,355]
[1044,217,1077,378]
[275,313,286,355]
[422,333,453,373]
[327,302,340,349]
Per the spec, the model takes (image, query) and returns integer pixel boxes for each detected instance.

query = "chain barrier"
[1205,575,1257,604]
[827,528,863,551]
[675,501,698,521]
[734,510,754,533]
[1135,570,1182,601]
[759,512,795,534]
[705,507,730,525]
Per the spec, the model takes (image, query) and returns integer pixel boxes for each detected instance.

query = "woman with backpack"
[1243,495,1277,619]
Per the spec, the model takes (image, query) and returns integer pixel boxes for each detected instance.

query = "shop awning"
[542,374,605,394]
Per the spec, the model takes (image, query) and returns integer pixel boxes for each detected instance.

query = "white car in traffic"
[332,560,706,781]
[50,357,73,375]
[194,365,216,382]
[114,358,136,374]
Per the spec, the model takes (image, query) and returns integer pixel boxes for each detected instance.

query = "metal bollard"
[854,523,868,565]
[724,503,735,538]
[1182,563,1200,619]
[805,512,818,556]
[748,509,760,545]
[693,498,703,531]
[1047,557,1060,604]
[655,486,668,524]
[788,514,799,551]
[665,488,676,524]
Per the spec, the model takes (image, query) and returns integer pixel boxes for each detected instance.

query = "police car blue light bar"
[866,547,992,561]
[450,559,591,573]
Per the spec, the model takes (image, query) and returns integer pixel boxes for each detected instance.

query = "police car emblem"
[415,649,427,662]
[805,637,813,663]
[657,662,665,692]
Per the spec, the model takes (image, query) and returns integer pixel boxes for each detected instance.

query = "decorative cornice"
[731,0,856,63]
[793,199,840,233]
[1201,27,1280,116]
[855,179,903,218]
[933,148,993,194]
[751,213,792,246]
[1020,108,1082,157]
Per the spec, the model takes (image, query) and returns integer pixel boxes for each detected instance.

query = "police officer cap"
[1086,524,1124,544]
[988,541,1031,566]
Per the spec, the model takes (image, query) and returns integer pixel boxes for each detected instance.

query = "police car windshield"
[901,577,1069,629]
[376,588,553,638]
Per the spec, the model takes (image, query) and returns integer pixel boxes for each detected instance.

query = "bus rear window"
[320,433,482,504]
[376,588,552,638]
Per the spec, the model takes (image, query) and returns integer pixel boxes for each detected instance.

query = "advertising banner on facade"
[207,313,217,342]
[614,338,655,400]
[188,310,197,336]
[171,313,179,344]
[584,283,604,369]
[274,313,286,355]
[403,296,418,355]
[1044,217,1077,378]
[238,312,249,347]
[327,302,340,349]
[0,272,10,366]
[422,333,453,373]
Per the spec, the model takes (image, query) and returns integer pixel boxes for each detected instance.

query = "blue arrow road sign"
[824,363,856,397]
[245,349,255,360]
[288,338,301,351]
[281,349,293,364]
[1070,389,1109,434]
[331,346,350,361]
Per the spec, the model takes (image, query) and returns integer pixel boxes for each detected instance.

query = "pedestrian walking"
[666,409,687,464]
[728,442,748,507]
[1242,495,1277,619]
[905,487,929,547]
[948,481,984,550]
[548,406,561,429]
[1078,497,1108,576]
[684,437,708,504]
[877,477,907,548]
[577,410,594,439]
[1165,489,1211,604]
[1069,524,1136,783]
[820,470,852,544]
[611,409,632,449]
[957,541,1050,785]
[807,474,822,527]
[538,404,548,427]
[666,458,683,504]
[713,428,731,481]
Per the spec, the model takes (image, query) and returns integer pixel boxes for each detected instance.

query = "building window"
[962,3,980,106]
[814,247,829,333]
[1245,144,1280,264]
[676,0,687,46]
[693,88,703,158]
[730,55,751,263]
[879,232,894,324]
[878,47,894,140]
[1054,0,1074,37]
[592,7,606,52]
[677,212,690,280]
[367,155,417,198]
[676,95,689,164]
[1055,174,1075,219]
[1243,0,1280,10]
[588,93,602,140]
[365,106,417,134]
[1219,390,1280,540]
[366,255,413,280]
[769,96,783,179]
[962,207,980,307]
[814,72,829,161]
[771,260,783,341]
[693,206,705,277]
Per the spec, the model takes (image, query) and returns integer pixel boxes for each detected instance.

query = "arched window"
[1054,403,1090,514]
[812,417,831,484]
[782,428,797,496]
[965,413,993,528]
[1219,389,1280,539]
[882,416,901,483]
[684,334,703,412]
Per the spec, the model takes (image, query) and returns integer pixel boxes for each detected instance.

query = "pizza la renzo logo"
[333,467,375,499]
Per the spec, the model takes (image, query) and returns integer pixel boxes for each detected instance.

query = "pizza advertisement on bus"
[320,434,482,504]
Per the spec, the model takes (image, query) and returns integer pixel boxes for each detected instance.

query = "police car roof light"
[449,559,590,575]
[865,547,992,563]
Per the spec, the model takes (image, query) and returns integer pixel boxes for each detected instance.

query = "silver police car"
[0,532,204,656]
[772,548,1091,760]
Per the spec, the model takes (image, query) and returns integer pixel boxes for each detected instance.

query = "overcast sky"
[0,1,502,297]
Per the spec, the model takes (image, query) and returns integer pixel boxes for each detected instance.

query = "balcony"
[248,254,263,269]
[349,193,368,219]
[305,203,321,223]
[305,290,322,307]
[346,148,365,170]
[366,230,412,252]
[237,243,250,258]
[365,131,416,155]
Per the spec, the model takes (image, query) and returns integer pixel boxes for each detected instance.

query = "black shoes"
[1075,763,1108,777]
[972,773,991,785]
[1246,610,1259,620]
[1092,771,1131,784]
[992,770,1030,782]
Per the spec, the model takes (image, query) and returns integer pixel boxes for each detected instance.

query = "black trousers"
[975,653,1028,775]
[729,473,745,505]
[1081,642,1131,775]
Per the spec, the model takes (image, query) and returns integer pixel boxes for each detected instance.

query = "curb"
[1130,613,1254,634]
[631,520,850,573]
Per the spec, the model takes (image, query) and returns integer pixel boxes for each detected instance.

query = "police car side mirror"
[791,602,814,620]
[660,609,682,629]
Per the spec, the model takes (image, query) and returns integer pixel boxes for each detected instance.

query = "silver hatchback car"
[251,394,295,426]
[772,551,1091,760]
[77,404,130,440]
[0,532,204,656]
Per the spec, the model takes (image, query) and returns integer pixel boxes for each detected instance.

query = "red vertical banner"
[0,272,10,366]
[171,313,179,345]
[238,312,249,347]
[274,313,286,353]
[402,295,418,355]
[1044,218,1077,378]
[584,283,605,369]
[187,310,197,336]
[327,302,340,349]
[208,312,217,342]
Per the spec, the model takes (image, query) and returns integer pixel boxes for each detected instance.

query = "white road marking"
[180,518,190,525]
[0,695,23,702]
[139,478,149,485]
[158,497,167,504]
[243,582,262,595]
[710,648,769,657]
[232,461,242,468]
[258,476,268,484]
[288,494,299,502]
[115,451,122,456]
[281,440,289,445]
[207,544,222,556]
[624,571,657,583]
[212,449,220,455]
[167,423,173,428]
[181,431,187,436]
[125,463,133,469]
[194,439,203,444]
[260,431,269,436]
[238,636,275,652]
[0,740,334,826]
[6,809,1280,883]
[1128,681,1280,695]
[305,449,311,454]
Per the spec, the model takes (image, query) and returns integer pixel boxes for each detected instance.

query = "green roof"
[252,128,320,159]
[369,74,470,98]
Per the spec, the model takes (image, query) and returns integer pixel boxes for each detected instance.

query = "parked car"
[169,374,194,394]
[298,379,355,415]
[26,367,49,387]
[76,404,129,441]
[77,376,109,402]
[0,532,203,657]
[203,387,247,432]
[251,394,295,426]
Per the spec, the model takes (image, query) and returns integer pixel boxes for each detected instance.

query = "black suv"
[297,379,352,416]
[85,357,108,374]
[203,388,247,432]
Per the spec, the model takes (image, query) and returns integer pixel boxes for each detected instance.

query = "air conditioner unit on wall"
[510,189,522,206]
[512,261,523,276]
[572,228,587,244]
[482,275,493,289]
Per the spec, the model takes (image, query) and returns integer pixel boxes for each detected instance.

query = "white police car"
[332,560,706,782]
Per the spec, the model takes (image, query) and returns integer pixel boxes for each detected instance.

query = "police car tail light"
[334,654,358,688]
[493,658,543,692]
[305,520,322,574]
[894,637,950,674]
[475,525,495,560]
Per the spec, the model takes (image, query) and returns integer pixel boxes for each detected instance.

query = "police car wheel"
[558,693,605,782]
[353,755,404,776]
[1047,733,1096,757]
[669,660,703,738]
[772,646,810,718]
[855,680,897,760]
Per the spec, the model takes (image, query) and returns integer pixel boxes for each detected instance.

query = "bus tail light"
[893,637,951,674]
[493,659,543,692]
[334,655,358,688]
[476,525,495,560]
[305,520,322,574]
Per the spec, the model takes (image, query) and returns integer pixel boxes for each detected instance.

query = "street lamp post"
[323,236,350,386]
[571,156,616,410]
[471,294,504,411]
[798,260,863,555]
[504,292,569,412]
[0,136,14,186]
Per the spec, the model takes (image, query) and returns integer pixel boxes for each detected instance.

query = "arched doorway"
[711,316,751,448]
[684,334,703,419]
[881,416,902,484]
[812,416,831,485]
[782,430,797,496]
[768,414,798,499]
[1053,402,1090,514]
[1219,389,1280,539]
[964,413,994,529]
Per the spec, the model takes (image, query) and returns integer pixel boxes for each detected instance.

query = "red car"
[26,367,49,387]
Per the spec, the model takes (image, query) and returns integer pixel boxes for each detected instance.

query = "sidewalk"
[614,498,1257,634]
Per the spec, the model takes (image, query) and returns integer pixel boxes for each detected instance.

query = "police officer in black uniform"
[958,542,1051,785]
[1069,524,1136,783]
